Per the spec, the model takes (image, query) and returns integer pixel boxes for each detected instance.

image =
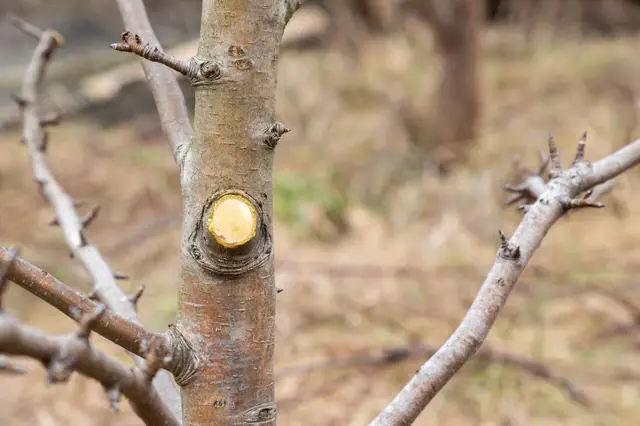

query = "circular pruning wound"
[207,194,257,248]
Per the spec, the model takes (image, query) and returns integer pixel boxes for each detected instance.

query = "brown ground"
[2,23,640,425]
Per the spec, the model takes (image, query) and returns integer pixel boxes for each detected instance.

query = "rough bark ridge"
[175,1,290,424]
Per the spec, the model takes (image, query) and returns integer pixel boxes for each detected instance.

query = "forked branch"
[370,135,640,425]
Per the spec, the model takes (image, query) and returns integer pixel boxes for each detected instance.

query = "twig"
[114,0,192,168]
[370,135,640,425]
[0,312,179,426]
[11,16,182,418]
[110,32,195,78]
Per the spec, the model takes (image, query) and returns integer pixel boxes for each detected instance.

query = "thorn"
[105,385,121,412]
[582,189,594,200]
[48,217,59,226]
[518,204,532,214]
[113,270,129,280]
[0,246,20,309]
[560,198,605,211]
[75,305,106,341]
[262,122,290,149]
[34,178,46,199]
[498,230,521,260]
[10,93,27,108]
[505,193,525,207]
[503,183,526,193]
[129,285,145,309]
[142,338,172,382]
[81,205,101,228]
[498,230,508,249]
[276,287,284,294]
[537,154,550,177]
[547,133,562,178]
[78,230,88,247]
[38,131,49,152]
[87,289,101,302]
[573,131,587,165]
[40,112,62,127]
[46,357,74,384]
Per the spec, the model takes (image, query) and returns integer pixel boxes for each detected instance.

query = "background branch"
[370,136,640,425]
[114,0,193,168]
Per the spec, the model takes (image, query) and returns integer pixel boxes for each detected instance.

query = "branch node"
[75,304,106,341]
[573,131,587,165]
[40,112,62,127]
[112,270,130,280]
[497,230,521,260]
[129,284,146,309]
[81,205,101,229]
[560,197,605,211]
[0,246,20,308]
[105,384,122,412]
[261,121,290,149]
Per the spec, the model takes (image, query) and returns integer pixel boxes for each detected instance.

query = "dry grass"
[2,23,640,425]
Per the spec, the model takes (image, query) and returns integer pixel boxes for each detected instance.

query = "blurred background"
[2,0,640,425]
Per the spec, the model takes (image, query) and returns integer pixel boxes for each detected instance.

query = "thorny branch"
[0,247,171,360]
[0,248,176,425]
[114,0,192,168]
[0,312,179,425]
[370,135,640,426]
[9,15,182,419]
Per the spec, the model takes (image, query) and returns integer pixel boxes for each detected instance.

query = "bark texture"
[175,1,290,424]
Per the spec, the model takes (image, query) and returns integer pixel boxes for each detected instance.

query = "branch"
[0,247,170,359]
[370,135,640,425]
[278,343,589,406]
[10,15,182,418]
[114,0,192,168]
[0,312,179,426]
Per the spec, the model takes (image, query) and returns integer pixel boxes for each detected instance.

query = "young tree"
[2,2,640,426]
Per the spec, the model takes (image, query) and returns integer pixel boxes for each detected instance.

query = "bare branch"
[370,136,640,425]
[114,0,193,168]
[0,246,172,362]
[110,32,195,77]
[11,17,182,417]
[0,312,179,426]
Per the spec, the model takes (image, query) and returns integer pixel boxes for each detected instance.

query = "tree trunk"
[175,1,290,424]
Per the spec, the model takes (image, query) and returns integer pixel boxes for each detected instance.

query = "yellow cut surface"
[207,194,257,248]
